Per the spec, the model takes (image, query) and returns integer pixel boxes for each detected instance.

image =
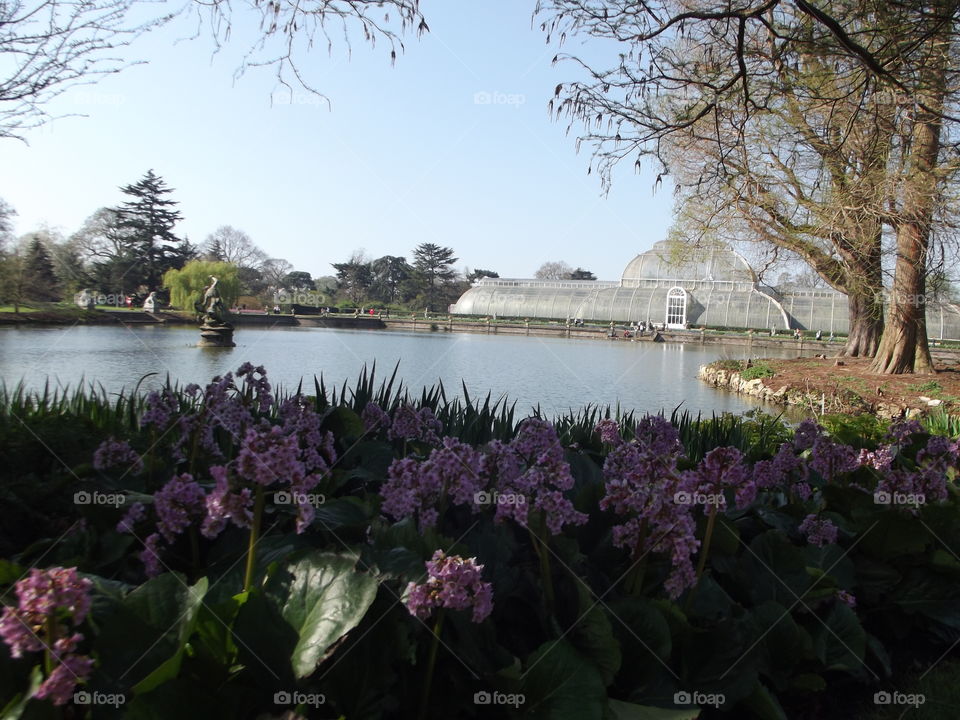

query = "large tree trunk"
[870,241,935,374]
[869,20,945,375]
[841,288,884,357]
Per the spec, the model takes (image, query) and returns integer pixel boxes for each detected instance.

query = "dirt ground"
[757,356,960,415]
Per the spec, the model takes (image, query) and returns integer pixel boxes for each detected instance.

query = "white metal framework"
[666,286,687,328]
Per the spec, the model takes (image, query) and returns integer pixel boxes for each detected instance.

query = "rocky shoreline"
[698,359,956,419]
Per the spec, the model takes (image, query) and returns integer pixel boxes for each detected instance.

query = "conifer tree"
[23,235,61,301]
[113,170,189,289]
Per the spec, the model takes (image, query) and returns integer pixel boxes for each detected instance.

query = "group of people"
[768,326,829,341]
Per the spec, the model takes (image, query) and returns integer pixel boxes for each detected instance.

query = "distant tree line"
[0,175,500,314]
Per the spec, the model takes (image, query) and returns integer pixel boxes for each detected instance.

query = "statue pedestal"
[198,324,235,348]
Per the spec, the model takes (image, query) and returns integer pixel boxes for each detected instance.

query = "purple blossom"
[875,466,947,512]
[236,362,273,412]
[362,402,392,433]
[887,419,924,444]
[404,551,493,623]
[858,445,895,472]
[173,371,255,459]
[201,465,254,538]
[140,388,179,430]
[0,567,94,704]
[793,419,824,451]
[808,437,861,482]
[634,414,684,457]
[917,434,959,469]
[381,438,485,530]
[599,415,699,599]
[388,404,441,445]
[753,442,810,497]
[485,419,587,535]
[799,514,838,546]
[116,502,146,533]
[153,474,206,544]
[682,446,755,510]
[236,425,305,487]
[594,419,622,446]
[280,396,337,475]
[92,438,143,474]
[140,533,165,577]
[837,590,856,608]
[35,655,95,705]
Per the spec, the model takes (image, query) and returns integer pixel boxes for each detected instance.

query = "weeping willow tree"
[163,261,239,311]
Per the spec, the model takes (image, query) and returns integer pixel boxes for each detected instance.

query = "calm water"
[0,325,795,418]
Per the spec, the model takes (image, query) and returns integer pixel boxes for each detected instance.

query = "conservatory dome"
[451,240,790,330]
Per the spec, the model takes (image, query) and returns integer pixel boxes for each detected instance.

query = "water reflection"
[0,325,802,418]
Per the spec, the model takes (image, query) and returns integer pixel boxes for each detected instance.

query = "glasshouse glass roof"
[449,241,960,339]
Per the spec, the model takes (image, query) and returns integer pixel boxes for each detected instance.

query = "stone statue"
[74,289,96,310]
[143,291,157,312]
[195,276,229,327]
[195,276,235,347]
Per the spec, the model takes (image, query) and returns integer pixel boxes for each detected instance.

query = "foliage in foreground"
[0,365,959,719]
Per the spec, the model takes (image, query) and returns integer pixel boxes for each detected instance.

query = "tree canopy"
[163,260,239,311]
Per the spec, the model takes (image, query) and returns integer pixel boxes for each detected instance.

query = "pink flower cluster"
[799,514,838,546]
[381,438,484,529]
[387,404,441,445]
[682,446,755,509]
[808,436,861,481]
[595,418,622,446]
[172,369,259,460]
[140,388,179,430]
[236,362,273,412]
[361,402,391,433]
[753,442,811,499]
[202,465,254,538]
[0,567,94,705]
[92,438,143,474]
[404,550,493,623]
[483,418,587,534]
[118,475,206,576]
[599,415,699,598]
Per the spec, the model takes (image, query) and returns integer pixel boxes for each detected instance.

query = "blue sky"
[0,0,676,282]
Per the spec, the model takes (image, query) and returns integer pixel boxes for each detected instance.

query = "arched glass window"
[666,287,687,328]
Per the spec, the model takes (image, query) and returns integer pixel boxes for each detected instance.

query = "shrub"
[741,361,775,380]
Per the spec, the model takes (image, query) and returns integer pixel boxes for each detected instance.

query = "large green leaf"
[93,574,208,693]
[607,699,699,720]
[741,531,810,606]
[740,680,788,720]
[133,576,208,694]
[809,603,866,673]
[281,553,379,679]
[521,639,607,720]
[750,601,810,686]
[570,582,621,686]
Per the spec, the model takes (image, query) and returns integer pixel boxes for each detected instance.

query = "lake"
[0,325,797,418]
